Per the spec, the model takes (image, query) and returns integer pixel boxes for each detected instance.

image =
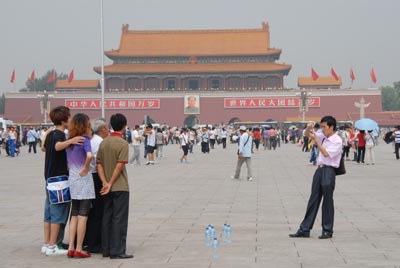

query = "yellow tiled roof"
[105,22,281,57]
[56,80,100,89]
[298,76,342,87]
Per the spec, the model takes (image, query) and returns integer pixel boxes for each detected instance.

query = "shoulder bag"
[46,132,71,204]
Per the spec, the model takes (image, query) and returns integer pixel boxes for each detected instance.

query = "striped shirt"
[394,130,400,143]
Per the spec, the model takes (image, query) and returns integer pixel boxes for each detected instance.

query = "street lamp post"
[37,90,53,124]
[297,89,312,122]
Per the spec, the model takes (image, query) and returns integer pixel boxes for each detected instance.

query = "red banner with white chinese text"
[224,97,320,108]
[65,99,160,109]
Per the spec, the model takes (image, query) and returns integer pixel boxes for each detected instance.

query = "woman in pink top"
[268,128,277,150]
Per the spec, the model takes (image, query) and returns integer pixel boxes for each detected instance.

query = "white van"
[0,117,14,130]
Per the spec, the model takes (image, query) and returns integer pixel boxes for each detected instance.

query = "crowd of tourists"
[40,106,132,259]
[296,123,400,166]
[5,111,400,259]
[0,126,48,157]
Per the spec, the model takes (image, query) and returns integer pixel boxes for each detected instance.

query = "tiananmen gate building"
[4,22,397,127]
[93,22,290,91]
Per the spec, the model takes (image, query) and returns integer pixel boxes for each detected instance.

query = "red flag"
[68,69,74,83]
[47,70,55,83]
[350,68,356,82]
[30,70,35,84]
[311,68,319,81]
[330,67,339,81]
[10,69,15,83]
[370,67,377,84]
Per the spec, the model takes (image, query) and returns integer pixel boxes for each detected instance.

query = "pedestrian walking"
[232,126,253,181]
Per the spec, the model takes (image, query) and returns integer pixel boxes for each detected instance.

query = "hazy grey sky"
[1,0,399,94]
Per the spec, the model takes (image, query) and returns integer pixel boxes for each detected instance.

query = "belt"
[318,164,333,168]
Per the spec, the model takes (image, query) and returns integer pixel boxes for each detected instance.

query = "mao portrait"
[184,95,200,114]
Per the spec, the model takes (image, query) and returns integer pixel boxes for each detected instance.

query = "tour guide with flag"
[290,116,342,239]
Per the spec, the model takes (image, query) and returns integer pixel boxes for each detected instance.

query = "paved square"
[1,140,399,268]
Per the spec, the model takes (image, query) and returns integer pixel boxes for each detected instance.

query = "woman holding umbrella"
[354,118,379,164]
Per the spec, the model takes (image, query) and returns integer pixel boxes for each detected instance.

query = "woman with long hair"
[66,113,95,258]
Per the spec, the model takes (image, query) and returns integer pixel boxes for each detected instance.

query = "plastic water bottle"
[225,224,232,243]
[205,227,211,246]
[212,237,219,259]
[222,224,228,243]
[210,226,215,238]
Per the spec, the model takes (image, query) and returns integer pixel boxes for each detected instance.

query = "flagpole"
[100,0,105,118]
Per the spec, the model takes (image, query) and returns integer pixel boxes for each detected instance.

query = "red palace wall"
[5,89,382,127]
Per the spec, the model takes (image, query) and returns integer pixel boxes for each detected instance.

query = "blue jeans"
[309,145,319,164]
[8,139,15,157]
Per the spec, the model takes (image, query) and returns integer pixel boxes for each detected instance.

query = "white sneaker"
[41,245,48,254]
[247,177,253,181]
[45,245,68,256]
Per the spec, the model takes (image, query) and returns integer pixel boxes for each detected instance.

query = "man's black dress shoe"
[102,253,110,257]
[289,230,310,238]
[318,232,332,239]
[110,254,134,259]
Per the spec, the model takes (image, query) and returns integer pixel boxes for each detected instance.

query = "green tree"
[381,81,400,111]
[20,70,68,92]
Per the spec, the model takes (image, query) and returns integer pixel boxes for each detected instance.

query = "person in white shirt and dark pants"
[232,126,253,181]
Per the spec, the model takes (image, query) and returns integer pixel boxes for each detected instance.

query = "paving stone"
[1,140,400,267]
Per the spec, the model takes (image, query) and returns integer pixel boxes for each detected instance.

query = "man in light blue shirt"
[27,126,38,153]
[232,126,253,181]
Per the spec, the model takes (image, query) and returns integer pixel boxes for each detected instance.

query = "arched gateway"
[184,115,199,127]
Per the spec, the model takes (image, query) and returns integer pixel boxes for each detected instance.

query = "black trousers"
[84,173,104,252]
[28,141,37,153]
[395,143,400,159]
[300,166,336,234]
[357,146,365,163]
[343,145,350,158]
[201,141,209,153]
[302,136,309,152]
[102,191,129,256]
[254,139,260,150]
[222,138,227,148]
